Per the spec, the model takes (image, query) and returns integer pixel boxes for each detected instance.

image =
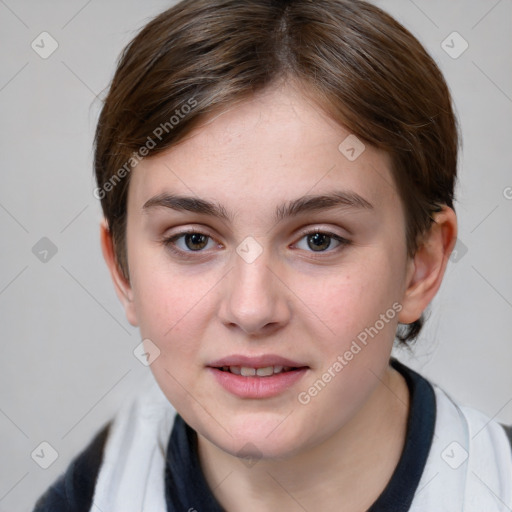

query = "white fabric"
[410,384,512,512]
[91,373,512,512]
[91,373,175,512]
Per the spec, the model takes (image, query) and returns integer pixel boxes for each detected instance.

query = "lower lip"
[208,367,308,399]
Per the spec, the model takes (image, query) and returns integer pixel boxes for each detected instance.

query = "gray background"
[0,1,511,510]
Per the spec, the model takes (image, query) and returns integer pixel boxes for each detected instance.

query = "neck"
[197,364,410,512]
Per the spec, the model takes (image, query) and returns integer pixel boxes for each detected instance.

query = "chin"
[197,413,316,461]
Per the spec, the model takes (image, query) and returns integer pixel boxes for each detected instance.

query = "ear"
[99,219,139,326]
[398,206,457,324]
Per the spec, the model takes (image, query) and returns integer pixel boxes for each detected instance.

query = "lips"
[207,354,309,398]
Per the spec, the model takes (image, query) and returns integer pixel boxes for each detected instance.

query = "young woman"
[34,1,512,510]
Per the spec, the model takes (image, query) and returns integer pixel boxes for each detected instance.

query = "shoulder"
[32,421,111,512]
[431,383,512,461]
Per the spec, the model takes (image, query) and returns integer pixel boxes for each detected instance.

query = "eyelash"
[161,228,351,260]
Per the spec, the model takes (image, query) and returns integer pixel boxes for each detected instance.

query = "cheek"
[292,252,404,344]
[128,247,215,354]
[128,255,217,411]
[289,263,402,439]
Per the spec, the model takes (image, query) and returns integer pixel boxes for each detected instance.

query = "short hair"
[94,0,459,344]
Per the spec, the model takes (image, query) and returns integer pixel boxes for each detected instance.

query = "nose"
[218,244,291,337]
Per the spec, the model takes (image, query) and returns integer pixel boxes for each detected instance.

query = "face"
[121,82,415,459]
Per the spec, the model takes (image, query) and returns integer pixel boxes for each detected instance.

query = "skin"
[101,80,457,511]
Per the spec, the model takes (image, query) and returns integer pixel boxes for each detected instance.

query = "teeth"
[225,365,292,377]
[256,366,274,377]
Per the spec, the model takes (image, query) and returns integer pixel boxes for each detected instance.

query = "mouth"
[207,355,309,398]
[215,365,304,377]
[207,354,309,375]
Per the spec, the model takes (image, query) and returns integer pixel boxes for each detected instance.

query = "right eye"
[162,230,221,258]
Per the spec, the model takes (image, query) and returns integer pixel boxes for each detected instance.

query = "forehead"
[128,83,398,218]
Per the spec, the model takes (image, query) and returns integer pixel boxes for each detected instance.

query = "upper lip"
[208,354,308,368]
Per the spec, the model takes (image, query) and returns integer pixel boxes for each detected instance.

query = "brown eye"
[183,233,209,251]
[294,230,350,254]
[307,233,332,252]
[163,231,217,256]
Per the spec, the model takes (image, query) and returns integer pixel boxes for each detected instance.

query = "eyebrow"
[142,190,374,223]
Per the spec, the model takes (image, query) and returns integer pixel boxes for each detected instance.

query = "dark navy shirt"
[33,358,512,511]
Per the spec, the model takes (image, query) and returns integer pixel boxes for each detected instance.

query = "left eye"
[295,231,349,252]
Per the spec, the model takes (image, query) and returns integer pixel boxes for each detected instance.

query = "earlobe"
[398,207,457,324]
[99,219,139,327]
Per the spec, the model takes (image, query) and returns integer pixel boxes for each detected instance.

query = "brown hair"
[94,0,459,343]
